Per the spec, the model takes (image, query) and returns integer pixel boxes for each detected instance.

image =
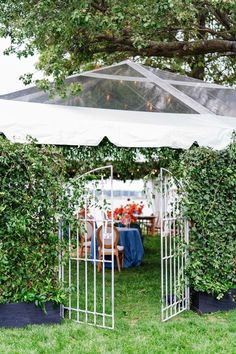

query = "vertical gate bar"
[111,167,115,329]
[180,220,185,309]
[188,221,190,309]
[177,198,181,313]
[160,169,164,321]
[101,176,106,327]
[58,222,61,283]
[61,224,65,319]
[183,222,187,310]
[58,221,63,318]
[76,224,80,323]
[68,223,72,320]
[92,183,97,326]
[173,196,177,315]
[183,222,187,308]
[186,221,190,309]
[85,198,88,323]
[169,186,173,318]
[164,176,168,319]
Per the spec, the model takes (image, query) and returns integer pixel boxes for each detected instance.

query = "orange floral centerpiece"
[108,200,144,226]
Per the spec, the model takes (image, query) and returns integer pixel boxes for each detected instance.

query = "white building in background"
[107,180,152,215]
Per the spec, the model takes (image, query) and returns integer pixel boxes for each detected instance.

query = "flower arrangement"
[109,200,144,225]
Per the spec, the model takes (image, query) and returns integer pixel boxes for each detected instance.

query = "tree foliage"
[0,0,236,93]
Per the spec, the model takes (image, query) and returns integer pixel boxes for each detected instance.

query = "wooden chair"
[146,216,158,236]
[79,220,95,258]
[96,224,124,272]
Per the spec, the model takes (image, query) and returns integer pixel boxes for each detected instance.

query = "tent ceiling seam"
[126,61,214,115]
[68,60,131,79]
[81,73,149,82]
[166,80,232,89]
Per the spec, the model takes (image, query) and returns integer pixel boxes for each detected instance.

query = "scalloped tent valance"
[0,60,235,149]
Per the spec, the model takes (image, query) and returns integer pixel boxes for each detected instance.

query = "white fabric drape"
[0,99,235,149]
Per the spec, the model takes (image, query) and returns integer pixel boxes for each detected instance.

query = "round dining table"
[90,227,144,268]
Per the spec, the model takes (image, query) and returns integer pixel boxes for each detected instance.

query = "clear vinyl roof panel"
[54,77,197,113]
[0,60,235,117]
[0,75,197,114]
[92,63,146,77]
[173,85,236,117]
[143,65,206,83]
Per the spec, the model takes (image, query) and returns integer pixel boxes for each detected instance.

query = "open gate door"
[59,166,115,329]
[160,168,190,321]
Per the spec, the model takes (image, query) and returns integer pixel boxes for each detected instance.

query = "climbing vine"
[0,137,84,306]
[61,137,182,180]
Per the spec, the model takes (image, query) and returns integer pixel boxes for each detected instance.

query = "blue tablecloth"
[90,227,144,268]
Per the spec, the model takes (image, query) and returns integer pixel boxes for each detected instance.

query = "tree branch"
[90,37,236,58]
[206,4,234,31]
[196,27,233,40]
[144,39,236,57]
[213,9,233,31]
[91,1,108,13]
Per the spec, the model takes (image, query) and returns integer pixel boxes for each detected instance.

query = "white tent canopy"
[0,60,235,149]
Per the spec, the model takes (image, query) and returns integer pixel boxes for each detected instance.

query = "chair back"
[80,220,94,242]
[96,224,119,249]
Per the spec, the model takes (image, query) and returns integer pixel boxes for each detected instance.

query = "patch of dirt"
[207,315,227,323]
[130,318,139,326]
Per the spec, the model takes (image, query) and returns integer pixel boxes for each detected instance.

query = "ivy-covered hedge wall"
[1,134,235,304]
[180,138,236,298]
[0,138,66,305]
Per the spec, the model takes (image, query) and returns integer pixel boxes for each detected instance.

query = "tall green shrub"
[180,138,236,298]
[0,137,67,305]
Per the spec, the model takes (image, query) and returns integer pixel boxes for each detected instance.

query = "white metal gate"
[59,166,115,329]
[160,168,189,321]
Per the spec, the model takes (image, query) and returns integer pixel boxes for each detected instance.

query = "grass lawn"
[0,236,236,354]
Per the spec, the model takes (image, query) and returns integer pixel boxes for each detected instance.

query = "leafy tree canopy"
[0,0,236,92]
